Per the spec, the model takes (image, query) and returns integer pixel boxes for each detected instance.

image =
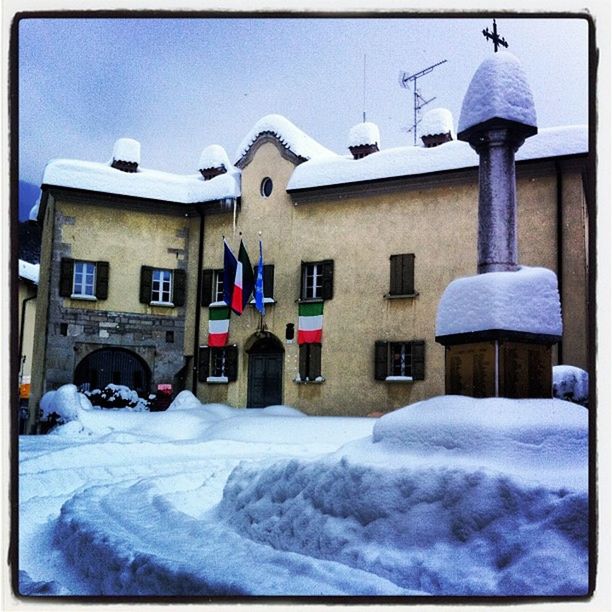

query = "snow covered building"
[27,111,590,428]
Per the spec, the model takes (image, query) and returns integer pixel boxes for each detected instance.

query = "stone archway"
[74,347,151,395]
[246,333,284,408]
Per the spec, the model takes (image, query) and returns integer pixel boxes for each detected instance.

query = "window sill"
[293,376,325,384]
[70,294,97,301]
[384,293,419,300]
[385,376,414,383]
[249,297,276,305]
[209,301,227,308]
[150,301,175,308]
[296,298,324,304]
[206,376,229,384]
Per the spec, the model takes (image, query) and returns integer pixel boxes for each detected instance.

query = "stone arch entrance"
[246,333,284,408]
[74,347,151,394]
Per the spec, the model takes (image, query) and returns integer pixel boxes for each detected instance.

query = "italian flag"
[298,302,323,344]
[208,305,230,347]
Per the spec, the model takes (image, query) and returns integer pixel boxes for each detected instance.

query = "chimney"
[348,122,380,159]
[420,108,454,148]
[111,138,140,173]
[198,145,230,180]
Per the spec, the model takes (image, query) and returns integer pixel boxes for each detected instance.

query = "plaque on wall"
[445,342,496,397]
[499,342,551,398]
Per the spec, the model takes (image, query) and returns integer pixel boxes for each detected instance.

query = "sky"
[17,16,590,192]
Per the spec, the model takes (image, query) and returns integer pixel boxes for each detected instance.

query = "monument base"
[436,330,560,399]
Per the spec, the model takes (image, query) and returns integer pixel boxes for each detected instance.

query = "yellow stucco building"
[27,113,591,430]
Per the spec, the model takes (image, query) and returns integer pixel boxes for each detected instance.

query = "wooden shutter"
[299,344,307,379]
[59,258,74,297]
[310,344,322,379]
[263,264,274,298]
[96,261,110,300]
[374,341,388,380]
[225,345,238,382]
[403,254,415,295]
[201,269,213,307]
[411,340,425,380]
[139,266,153,304]
[173,269,186,307]
[321,260,334,300]
[299,261,307,300]
[198,346,210,382]
[390,254,415,295]
[389,255,402,295]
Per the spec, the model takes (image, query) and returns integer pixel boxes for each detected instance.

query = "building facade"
[27,114,591,430]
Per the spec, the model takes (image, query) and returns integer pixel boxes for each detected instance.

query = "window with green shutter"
[388,254,416,297]
[140,267,185,307]
[198,345,238,383]
[59,258,109,300]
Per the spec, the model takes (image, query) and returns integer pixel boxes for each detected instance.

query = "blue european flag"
[254,240,265,316]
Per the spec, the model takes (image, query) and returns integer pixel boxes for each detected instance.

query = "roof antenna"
[362,54,367,123]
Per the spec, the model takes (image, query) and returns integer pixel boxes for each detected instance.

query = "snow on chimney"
[348,122,380,159]
[420,108,454,148]
[111,138,140,173]
[198,145,230,180]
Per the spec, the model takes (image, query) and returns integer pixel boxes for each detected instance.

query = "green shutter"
[139,266,153,304]
[374,341,388,381]
[412,340,425,380]
[173,269,186,307]
[321,260,334,300]
[96,261,110,300]
[201,269,213,307]
[198,346,210,382]
[225,345,238,382]
[59,258,74,297]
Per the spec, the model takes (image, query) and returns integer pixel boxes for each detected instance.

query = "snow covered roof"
[419,108,454,139]
[199,145,231,171]
[348,122,380,148]
[234,114,334,165]
[43,158,241,204]
[112,138,140,164]
[436,266,562,337]
[458,51,537,137]
[19,259,40,285]
[288,125,587,191]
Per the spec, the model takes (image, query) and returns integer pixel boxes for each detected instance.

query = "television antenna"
[399,59,447,145]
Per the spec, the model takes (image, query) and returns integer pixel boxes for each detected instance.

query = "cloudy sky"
[18,15,590,191]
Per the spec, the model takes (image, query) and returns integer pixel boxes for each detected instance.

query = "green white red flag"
[298,302,323,344]
[208,305,230,347]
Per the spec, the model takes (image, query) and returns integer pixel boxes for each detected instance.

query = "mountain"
[18,180,40,222]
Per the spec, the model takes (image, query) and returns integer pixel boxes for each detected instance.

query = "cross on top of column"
[482,19,509,53]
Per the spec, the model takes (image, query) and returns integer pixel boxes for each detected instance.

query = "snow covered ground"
[18,389,589,598]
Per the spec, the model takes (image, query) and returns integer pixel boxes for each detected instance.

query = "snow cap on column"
[198,145,231,180]
[419,108,454,147]
[111,138,140,173]
[348,122,380,159]
[458,51,537,142]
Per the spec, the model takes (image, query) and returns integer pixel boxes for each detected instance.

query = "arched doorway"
[74,348,151,394]
[246,334,284,408]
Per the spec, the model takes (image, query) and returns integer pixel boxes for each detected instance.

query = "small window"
[374,340,425,381]
[298,343,322,382]
[152,269,172,304]
[213,270,224,303]
[389,254,416,296]
[140,266,186,307]
[73,261,96,297]
[300,260,334,301]
[260,177,273,198]
[60,258,109,300]
[198,345,238,383]
[201,268,226,306]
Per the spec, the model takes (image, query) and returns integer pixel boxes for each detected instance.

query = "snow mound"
[112,137,140,164]
[19,259,40,284]
[234,114,334,163]
[348,122,380,148]
[167,390,203,411]
[258,405,305,417]
[553,365,589,405]
[40,384,92,424]
[436,266,562,337]
[458,50,537,135]
[198,144,231,171]
[419,108,454,138]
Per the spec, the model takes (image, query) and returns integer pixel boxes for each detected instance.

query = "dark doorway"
[74,348,151,395]
[247,335,284,408]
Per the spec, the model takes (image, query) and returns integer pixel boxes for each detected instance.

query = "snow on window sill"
[206,376,229,384]
[385,376,414,383]
[70,294,97,301]
[249,297,276,305]
[209,301,227,308]
[384,292,419,300]
[296,298,324,304]
[293,376,325,384]
[150,301,175,308]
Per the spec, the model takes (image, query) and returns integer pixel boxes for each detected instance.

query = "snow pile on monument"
[216,396,588,595]
[458,50,537,135]
[553,365,589,405]
[348,122,380,147]
[419,108,454,139]
[436,266,562,337]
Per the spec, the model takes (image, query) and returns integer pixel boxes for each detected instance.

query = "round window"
[260,177,273,198]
